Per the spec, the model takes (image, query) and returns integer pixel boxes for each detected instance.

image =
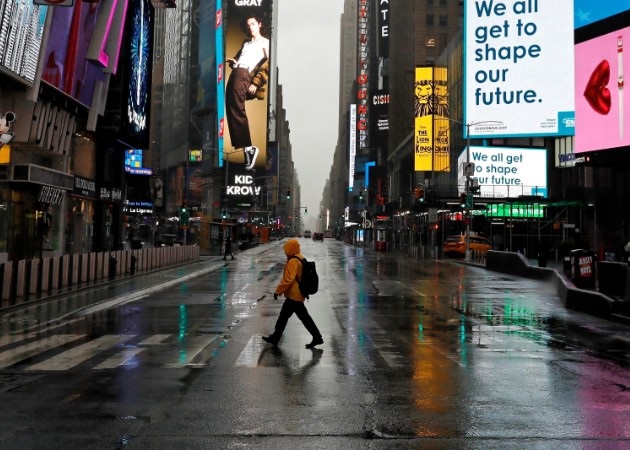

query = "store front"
[7,164,74,261]
[66,175,97,254]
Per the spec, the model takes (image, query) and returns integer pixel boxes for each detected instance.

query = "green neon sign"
[487,203,544,218]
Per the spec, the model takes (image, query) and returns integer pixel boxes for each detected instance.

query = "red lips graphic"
[583,59,611,115]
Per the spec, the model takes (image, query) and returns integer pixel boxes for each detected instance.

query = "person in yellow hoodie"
[262,238,323,348]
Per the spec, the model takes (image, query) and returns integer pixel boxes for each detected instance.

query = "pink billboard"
[575,26,628,153]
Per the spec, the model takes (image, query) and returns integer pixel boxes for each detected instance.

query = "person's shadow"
[259,344,323,375]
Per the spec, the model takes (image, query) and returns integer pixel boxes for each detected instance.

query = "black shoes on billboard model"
[243,146,259,170]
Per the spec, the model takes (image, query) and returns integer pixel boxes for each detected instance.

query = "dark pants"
[270,298,321,341]
[225,68,252,149]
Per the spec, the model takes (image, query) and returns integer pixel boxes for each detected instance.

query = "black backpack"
[290,256,319,298]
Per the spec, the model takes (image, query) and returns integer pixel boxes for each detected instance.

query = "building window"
[426,14,434,26]
[439,15,448,26]
[440,0,447,6]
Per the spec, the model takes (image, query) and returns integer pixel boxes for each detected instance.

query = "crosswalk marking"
[0,331,38,347]
[138,334,171,346]
[0,332,408,371]
[26,335,136,371]
[235,335,265,367]
[162,335,219,368]
[93,348,144,369]
[372,339,407,368]
[92,335,172,369]
[0,334,86,369]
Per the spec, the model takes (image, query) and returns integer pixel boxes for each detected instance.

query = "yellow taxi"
[443,234,491,257]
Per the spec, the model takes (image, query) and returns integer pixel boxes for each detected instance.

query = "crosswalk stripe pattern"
[0,332,408,371]
[162,335,220,368]
[92,335,172,369]
[26,335,136,371]
[0,334,86,369]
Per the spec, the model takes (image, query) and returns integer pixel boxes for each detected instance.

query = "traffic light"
[359,189,363,201]
[180,202,190,226]
[460,193,467,208]
[221,209,227,219]
[286,188,291,199]
[417,188,425,203]
[304,207,308,215]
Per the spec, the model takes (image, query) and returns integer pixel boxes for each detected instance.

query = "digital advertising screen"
[464,0,575,138]
[41,1,122,107]
[0,0,47,82]
[216,0,225,166]
[458,146,547,198]
[197,0,217,112]
[414,66,450,172]
[124,149,152,175]
[575,25,629,153]
[223,0,271,172]
[125,0,153,143]
[125,149,143,168]
[574,2,628,29]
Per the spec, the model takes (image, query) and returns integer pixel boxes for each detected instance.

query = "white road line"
[163,335,219,368]
[373,341,407,368]
[26,335,136,371]
[138,334,171,346]
[93,335,172,369]
[93,348,144,369]
[0,334,86,369]
[0,332,39,347]
[235,335,265,367]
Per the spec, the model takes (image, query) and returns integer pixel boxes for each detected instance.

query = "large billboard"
[41,0,128,107]
[464,0,575,138]
[458,146,547,198]
[574,2,628,29]
[0,0,47,83]
[414,66,450,172]
[223,0,271,172]
[348,104,357,190]
[370,90,389,146]
[125,0,153,143]
[356,0,369,152]
[216,0,225,165]
[575,25,629,153]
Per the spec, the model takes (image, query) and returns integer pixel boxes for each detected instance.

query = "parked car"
[443,234,491,257]
[312,232,324,241]
[303,230,312,238]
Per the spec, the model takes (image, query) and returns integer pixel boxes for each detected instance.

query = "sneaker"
[305,337,324,348]
[244,146,259,170]
[262,335,278,346]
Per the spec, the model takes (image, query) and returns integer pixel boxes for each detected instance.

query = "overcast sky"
[276,0,345,231]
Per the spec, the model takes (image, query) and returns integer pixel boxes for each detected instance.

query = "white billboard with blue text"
[458,146,547,198]
[464,0,575,138]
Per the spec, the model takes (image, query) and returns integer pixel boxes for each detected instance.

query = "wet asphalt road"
[0,239,629,449]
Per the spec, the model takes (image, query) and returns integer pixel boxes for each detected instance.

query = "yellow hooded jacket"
[274,238,305,301]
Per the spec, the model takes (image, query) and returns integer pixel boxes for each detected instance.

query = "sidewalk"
[0,243,277,336]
